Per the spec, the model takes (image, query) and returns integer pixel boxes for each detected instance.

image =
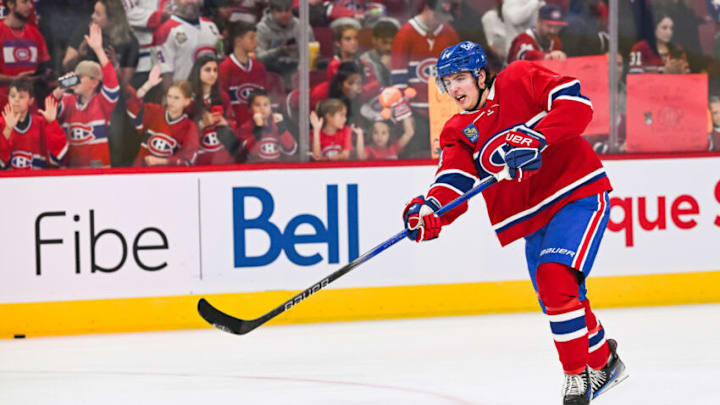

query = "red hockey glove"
[502,125,546,182]
[402,196,443,242]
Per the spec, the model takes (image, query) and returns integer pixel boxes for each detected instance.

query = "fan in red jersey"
[401,41,628,404]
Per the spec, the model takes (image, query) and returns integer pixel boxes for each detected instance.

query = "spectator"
[709,95,720,151]
[122,0,171,89]
[560,0,610,57]
[0,77,66,169]
[507,4,568,63]
[153,0,221,93]
[656,0,703,73]
[326,21,379,100]
[238,88,297,162]
[309,97,362,161]
[219,20,266,127]
[64,0,140,88]
[628,11,689,74]
[188,55,237,166]
[359,18,398,87]
[501,0,542,56]
[357,118,413,160]
[482,0,508,64]
[0,0,51,109]
[0,0,36,26]
[391,0,459,158]
[126,66,199,166]
[53,23,119,168]
[287,60,363,123]
[256,0,314,88]
[308,0,329,27]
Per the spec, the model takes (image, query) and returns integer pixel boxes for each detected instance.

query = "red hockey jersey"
[0,113,67,169]
[507,28,563,63]
[427,61,611,246]
[126,86,199,166]
[0,21,50,107]
[628,40,663,74]
[238,119,297,162]
[57,62,119,168]
[364,142,402,160]
[390,17,458,114]
[312,125,352,159]
[218,54,266,126]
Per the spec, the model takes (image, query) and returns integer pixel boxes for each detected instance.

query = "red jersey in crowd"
[312,125,352,159]
[390,17,458,114]
[238,119,297,162]
[0,20,50,107]
[56,62,119,168]
[0,113,67,169]
[507,29,563,63]
[126,86,199,166]
[364,141,402,160]
[427,61,611,246]
[628,40,663,73]
[218,54,266,126]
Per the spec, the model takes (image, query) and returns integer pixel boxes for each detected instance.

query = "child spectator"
[709,96,720,151]
[309,97,362,161]
[238,88,296,162]
[53,23,119,168]
[507,4,567,63]
[126,66,199,166]
[0,77,67,169]
[359,18,399,87]
[357,119,414,160]
[0,0,51,109]
[327,22,379,100]
[188,55,237,165]
[287,61,363,124]
[219,20,266,126]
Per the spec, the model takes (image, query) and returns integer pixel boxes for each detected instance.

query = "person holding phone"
[187,54,237,166]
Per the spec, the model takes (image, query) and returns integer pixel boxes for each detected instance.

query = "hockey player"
[401,41,628,404]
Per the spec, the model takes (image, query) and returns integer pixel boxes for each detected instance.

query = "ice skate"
[562,366,592,405]
[590,338,628,399]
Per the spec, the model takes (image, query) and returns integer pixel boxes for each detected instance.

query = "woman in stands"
[628,11,689,74]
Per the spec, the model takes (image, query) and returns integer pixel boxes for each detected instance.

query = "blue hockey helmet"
[435,41,488,93]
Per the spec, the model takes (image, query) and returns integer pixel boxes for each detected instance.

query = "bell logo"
[232,185,359,267]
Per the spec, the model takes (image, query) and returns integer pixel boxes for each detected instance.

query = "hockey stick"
[197,175,497,335]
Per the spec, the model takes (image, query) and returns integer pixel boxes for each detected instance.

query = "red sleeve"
[125,85,145,130]
[342,126,353,151]
[221,91,236,130]
[507,33,545,63]
[169,120,199,166]
[0,118,11,168]
[390,26,410,87]
[147,10,165,29]
[327,57,340,81]
[425,118,478,225]
[238,119,258,152]
[99,62,120,116]
[42,119,69,166]
[511,61,593,145]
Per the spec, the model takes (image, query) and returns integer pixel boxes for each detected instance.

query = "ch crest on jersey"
[415,58,437,83]
[10,151,33,169]
[201,131,223,152]
[230,83,262,104]
[462,123,479,143]
[259,139,280,159]
[147,132,178,157]
[69,124,95,144]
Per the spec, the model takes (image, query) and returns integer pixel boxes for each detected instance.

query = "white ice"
[1,304,718,405]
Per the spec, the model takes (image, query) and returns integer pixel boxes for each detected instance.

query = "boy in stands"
[0,77,66,169]
[238,88,296,162]
[401,41,628,404]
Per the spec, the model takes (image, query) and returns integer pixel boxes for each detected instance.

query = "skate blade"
[592,370,629,399]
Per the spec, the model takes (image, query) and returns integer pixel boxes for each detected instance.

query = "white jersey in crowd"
[153,15,220,82]
[122,0,167,73]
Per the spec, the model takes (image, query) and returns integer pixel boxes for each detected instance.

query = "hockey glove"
[402,196,443,242]
[502,125,546,182]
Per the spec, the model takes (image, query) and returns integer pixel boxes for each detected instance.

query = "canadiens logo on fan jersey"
[414,58,437,83]
[147,132,178,157]
[229,83,262,104]
[69,124,95,144]
[10,151,33,169]
[201,131,223,152]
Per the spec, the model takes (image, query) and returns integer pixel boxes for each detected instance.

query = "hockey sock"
[536,262,588,374]
[583,299,611,370]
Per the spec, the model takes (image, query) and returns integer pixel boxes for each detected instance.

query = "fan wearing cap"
[507,4,567,64]
[52,23,120,168]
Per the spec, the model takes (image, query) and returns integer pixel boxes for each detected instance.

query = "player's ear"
[477,70,487,90]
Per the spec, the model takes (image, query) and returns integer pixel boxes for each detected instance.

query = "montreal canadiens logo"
[69,124,95,144]
[475,131,512,177]
[231,83,262,104]
[201,131,223,152]
[10,151,33,169]
[13,46,32,62]
[415,58,437,83]
[147,133,178,157]
[258,139,280,159]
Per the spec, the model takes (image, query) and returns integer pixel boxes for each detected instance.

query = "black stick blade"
[197,298,259,335]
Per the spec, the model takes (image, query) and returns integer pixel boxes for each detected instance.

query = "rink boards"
[1,157,719,337]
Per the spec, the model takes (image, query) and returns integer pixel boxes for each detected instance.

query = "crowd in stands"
[1,0,720,171]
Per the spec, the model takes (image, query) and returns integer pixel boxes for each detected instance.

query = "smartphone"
[211,105,223,115]
[58,73,80,89]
